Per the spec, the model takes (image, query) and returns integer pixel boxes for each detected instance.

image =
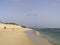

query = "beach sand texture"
[0,23,53,45]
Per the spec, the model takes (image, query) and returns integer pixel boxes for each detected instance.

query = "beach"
[0,23,53,45]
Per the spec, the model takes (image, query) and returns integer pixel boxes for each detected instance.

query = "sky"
[0,0,60,28]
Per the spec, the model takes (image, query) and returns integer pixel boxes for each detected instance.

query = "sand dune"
[0,23,53,45]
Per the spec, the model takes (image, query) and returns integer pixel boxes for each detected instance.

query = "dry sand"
[0,23,53,45]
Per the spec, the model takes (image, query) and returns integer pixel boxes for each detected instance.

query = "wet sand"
[24,30,53,45]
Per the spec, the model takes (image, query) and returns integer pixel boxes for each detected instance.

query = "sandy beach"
[0,23,53,45]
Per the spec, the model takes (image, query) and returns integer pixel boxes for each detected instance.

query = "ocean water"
[36,28,60,45]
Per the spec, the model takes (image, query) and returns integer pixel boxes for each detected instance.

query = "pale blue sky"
[0,0,60,28]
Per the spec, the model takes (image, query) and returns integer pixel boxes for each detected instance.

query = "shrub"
[4,23,18,25]
[21,26,26,28]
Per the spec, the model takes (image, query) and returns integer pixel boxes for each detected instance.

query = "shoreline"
[36,31,56,45]
[24,29,53,45]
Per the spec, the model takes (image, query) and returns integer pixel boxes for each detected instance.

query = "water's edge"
[35,31,55,45]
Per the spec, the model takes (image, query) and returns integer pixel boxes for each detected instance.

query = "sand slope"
[0,23,53,45]
[0,23,35,45]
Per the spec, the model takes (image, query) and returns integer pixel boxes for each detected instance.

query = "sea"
[35,28,60,45]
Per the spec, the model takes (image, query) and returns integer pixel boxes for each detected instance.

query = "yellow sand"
[0,23,53,45]
[0,23,35,45]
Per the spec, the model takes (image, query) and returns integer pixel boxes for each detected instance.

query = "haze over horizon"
[0,0,60,28]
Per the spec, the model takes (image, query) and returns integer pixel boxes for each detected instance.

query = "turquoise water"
[36,28,60,45]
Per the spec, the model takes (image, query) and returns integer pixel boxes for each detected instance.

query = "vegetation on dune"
[4,23,18,25]
[0,22,27,28]
[21,26,26,28]
[4,26,6,29]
